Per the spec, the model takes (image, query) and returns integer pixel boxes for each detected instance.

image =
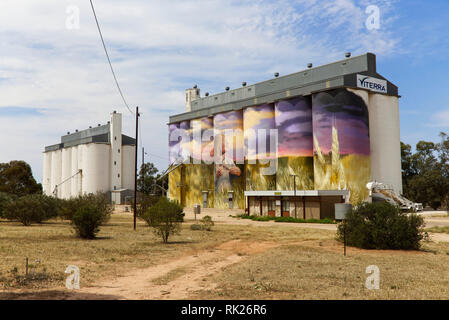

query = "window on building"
[114,186,116,190]
[118,174,120,178]
[268,200,275,211]
[115,136,117,141]
[282,200,290,211]
[114,161,116,165]
[118,148,120,153]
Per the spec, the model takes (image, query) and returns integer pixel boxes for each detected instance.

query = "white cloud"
[428,110,449,128]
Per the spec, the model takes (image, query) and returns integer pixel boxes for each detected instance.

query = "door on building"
[202,191,208,208]
[282,199,290,217]
[268,200,275,217]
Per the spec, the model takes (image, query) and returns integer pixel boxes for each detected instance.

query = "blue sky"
[0,0,448,182]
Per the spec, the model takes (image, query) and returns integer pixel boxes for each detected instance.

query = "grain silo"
[42,111,136,203]
[167,53,402,219]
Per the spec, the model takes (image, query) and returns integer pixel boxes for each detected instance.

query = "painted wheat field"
[245,161,276,191]
[276,156,314,190]
[184,164,214,208]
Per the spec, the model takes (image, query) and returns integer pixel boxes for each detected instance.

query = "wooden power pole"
[134,106,139,230]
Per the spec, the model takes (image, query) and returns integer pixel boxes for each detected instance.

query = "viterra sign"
[357,74,387,93]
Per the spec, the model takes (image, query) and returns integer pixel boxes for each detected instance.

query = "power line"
[138,113,143,150]
[147,153,169,161]
[89,0,134,115]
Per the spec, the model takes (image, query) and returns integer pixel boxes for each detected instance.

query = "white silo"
[43,151,52,196]
[61,147,72,199]
[50,149,62,197]
[82,143,110,194]
[368,93,402,194]
[347,88,402,194]
[122,145,135,190]
[71,146,80,197]
[110,111,122,191]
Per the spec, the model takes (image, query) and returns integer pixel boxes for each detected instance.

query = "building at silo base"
[42,111,136,203]
[167,53,403,219]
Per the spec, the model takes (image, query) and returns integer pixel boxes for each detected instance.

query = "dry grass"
[427,226,449,234]
[193,239,449,300]
[3,211,449,300]
[0,213,267,292]
[0,212,322,295]
[151,266,190,285]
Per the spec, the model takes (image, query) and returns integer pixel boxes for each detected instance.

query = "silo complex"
[167,53,402,217]
[43,111,136,202]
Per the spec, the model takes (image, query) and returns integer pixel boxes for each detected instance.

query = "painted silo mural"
[168,123,182,202]
[213,110,245,209]
[312,88,370,204]
[244,104,276,191]
[185,117,215,208]
[275,97,314,190]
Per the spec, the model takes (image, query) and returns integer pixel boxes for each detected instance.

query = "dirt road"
[76,239,279,300]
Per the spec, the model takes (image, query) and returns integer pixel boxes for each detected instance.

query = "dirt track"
[77,240,279,300]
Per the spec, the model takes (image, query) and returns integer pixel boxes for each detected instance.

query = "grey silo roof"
[169,52,398,124]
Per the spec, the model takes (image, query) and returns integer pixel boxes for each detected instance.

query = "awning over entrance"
[244,190,349,197]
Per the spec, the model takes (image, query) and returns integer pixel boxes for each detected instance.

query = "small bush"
[190,216,215,231]
[59,193,112,221]
[199,215,214,231]
[190,223,202,230]
[141,197,184,243]
[71,204,108,239]
[2,194,59,226]
[337,201,427,250]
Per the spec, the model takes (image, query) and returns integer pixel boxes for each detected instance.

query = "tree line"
[401,132,449,210]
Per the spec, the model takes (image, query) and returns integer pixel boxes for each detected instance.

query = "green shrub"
[141,197,184,243]
[337,202,427,250]
[199,215,214,231]
[2,194,59,225]
[190,223,202,230]
[59,193,112,221]
[71,204,108,239]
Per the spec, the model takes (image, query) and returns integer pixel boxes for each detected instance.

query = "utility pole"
[291,174,297,218]
[134,106,139,230]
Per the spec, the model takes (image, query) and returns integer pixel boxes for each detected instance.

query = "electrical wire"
[89,0,134,115]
